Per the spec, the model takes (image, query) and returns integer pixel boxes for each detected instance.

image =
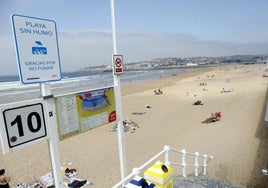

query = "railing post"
[181,149,187,177]
[203,154,208,175]
[194,152,199,176]
[132,167,140,176]
[164,145,170,166]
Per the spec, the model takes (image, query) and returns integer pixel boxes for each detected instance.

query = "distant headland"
[77,54,268,72]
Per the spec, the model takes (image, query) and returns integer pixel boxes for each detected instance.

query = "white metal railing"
[262,168,268,175]
[168,148,213,177]
[112,145,213,188]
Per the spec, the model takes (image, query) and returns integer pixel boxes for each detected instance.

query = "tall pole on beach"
[40,83,63,187]
[110,0,127,182]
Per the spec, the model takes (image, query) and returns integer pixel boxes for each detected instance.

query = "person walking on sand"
[0,169,10,188]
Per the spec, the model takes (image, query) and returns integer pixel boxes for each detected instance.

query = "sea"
[0,67,197,104]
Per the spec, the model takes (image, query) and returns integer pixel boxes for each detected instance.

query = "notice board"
[55,87,116,140]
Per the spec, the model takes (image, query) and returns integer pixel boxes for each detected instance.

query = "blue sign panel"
[11,14,62,84]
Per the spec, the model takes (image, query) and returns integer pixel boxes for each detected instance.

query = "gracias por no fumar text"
[25,61,56,71]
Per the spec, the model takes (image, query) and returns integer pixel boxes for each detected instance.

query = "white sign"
[11,14,62,84]
[113,54,123,75]
[0,99,47,154]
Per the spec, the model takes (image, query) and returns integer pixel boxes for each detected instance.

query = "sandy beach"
[1,64,268,187]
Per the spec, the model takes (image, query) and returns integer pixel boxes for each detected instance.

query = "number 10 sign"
[0,99,47,154]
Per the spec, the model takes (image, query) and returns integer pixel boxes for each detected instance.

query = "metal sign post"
[40,83,63,187]
[110,0,127,183]
[11,14,63,187]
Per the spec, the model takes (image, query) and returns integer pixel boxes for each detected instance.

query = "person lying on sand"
[202,112,222,123]
[199,82,207,86]
[262,73,268,78]
[193,100,203,105]
[110,119,139,132]
[125,121,139,132]
[221,88,233,93]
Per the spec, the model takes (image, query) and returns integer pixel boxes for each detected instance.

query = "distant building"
[186,62,198,66]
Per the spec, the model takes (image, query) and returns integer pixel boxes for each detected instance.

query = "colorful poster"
[55,87,116,140]
[76,87,116,131]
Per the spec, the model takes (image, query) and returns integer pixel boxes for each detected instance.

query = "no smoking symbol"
[115,58,122,67]
[113,55,123,74]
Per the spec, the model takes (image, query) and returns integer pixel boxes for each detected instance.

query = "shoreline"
[121,67,211,96]
[1,64,268,187]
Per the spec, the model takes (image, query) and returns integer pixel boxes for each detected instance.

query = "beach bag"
[125,176,155,188]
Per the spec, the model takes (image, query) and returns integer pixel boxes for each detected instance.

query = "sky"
[0,0,268,75]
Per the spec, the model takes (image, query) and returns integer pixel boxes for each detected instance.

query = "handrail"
[112,145,213,188]
[112,146,169,188]
[169,148,213,177]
